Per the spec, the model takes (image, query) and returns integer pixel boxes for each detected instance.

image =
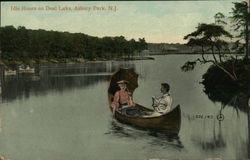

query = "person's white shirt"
[152,93,173,115]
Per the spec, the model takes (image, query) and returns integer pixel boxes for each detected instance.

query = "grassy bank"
[202,59,250,89]
[201,59,250,112]
[201,59,250,110]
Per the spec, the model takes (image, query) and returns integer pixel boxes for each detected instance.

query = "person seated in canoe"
[111,80,136,115]
[148,83,173,116]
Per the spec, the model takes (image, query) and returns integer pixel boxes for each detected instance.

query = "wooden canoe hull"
[108,94,181,134]
[108,68,181,135]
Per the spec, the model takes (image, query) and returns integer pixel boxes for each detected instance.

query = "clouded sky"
[1,1,238,43]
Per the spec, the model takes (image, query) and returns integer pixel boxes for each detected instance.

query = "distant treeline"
[0,26,147,60]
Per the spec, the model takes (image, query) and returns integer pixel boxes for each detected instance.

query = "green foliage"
[202,59,250,89]
[181,61,197,72]
[184,23,232,58]
[184,23,232,41]
[230,2,250,28]
[230,1,250,59]
[214,12,227,25]
[202,61,250,112]
[0,26,147,61]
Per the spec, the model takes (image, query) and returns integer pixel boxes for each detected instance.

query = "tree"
[0,26,147,61]
[138,38,147,52]
[0,25,18,59]
[230,1,250,60]
[184,23,232,62]
[214,12,227,26]
[182,23,239,81]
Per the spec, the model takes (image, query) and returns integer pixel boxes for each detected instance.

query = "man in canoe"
[111,80,136,115]
[150,83,173,116]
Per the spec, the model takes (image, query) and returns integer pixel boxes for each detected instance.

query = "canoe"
[4,69,17,76]
[19,66,35,73]
[108,68,181,134]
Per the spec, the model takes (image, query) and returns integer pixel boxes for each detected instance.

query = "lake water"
[0,55,249,160]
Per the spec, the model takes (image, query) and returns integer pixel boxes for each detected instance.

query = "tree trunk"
[201,46,206,62]
[211,46,218,63]
[246,0,250,60]
[217,46,222,63]
[248,101,250,159]
[231,60,238,79]
[198,46,238,81]
[215,63,238,81]
[245,22,249,60]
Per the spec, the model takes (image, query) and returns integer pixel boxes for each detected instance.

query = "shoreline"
[0,53,246,67]
[0,57,155,67]
[149,52,245,56]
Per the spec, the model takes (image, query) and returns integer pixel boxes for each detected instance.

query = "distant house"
[148,43,194,54]
[141,49,150,56]
[162,47,179,54]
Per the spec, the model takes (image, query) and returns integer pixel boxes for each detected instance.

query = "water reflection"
[0,61,135,102]
[191,120,226,151]
[1,75,110,102]
[0,55,248,160]
[204,78,250,158]
[203,84,249,158]
[107,120,184,150]
[203,84,249,113]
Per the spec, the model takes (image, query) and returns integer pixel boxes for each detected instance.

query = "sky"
[1,1,239,44]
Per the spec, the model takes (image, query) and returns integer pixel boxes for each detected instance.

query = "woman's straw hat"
[117,80,129,84]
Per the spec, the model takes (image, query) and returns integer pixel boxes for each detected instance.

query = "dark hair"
[161,83,170,92]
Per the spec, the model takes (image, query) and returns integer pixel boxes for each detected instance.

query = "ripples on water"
[106,119,184,150]
[0,55,249,160]
[0,61,134,103]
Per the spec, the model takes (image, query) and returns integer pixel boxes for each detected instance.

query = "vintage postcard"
[0,1,249,160]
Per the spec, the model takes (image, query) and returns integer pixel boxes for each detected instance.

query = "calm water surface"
[0,55,248,160]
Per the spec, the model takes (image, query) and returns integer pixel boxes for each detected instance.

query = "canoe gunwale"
[109,93,180,120]
[115,104,181,120]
